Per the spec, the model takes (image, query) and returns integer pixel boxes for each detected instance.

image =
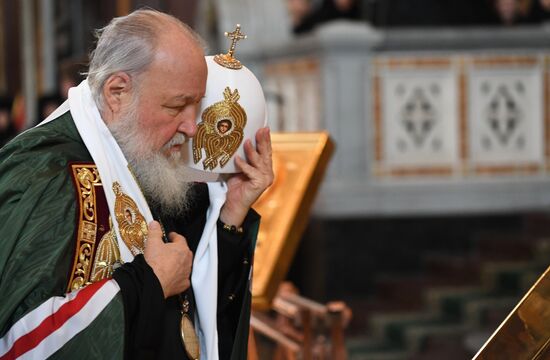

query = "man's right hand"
[144,221,193,298]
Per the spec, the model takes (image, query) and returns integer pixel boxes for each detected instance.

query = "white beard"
[107,106,193,217]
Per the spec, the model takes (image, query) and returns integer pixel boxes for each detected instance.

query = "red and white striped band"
[0,279,120,360]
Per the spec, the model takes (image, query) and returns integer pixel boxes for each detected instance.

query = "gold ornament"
[113,182,147,255]
[193,87,247,170]
[214,24,247,70]
[180,316,200,359]
[67,164,101,292]
[90,216,122,282]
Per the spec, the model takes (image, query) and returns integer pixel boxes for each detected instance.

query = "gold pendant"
[180,313,200,360]
[192,87,247,170]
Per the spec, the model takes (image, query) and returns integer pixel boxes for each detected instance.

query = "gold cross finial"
[225,24,247,58]
[214,24,247,70]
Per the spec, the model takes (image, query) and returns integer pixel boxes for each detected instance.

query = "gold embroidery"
[76,167,100,221]
[192,87,247,170]
[70,244,92,291]
[91,216,122,282]
[113,182,147,255]
[68,165,101,292]
[214,24,247,70]
[81,221,97,242]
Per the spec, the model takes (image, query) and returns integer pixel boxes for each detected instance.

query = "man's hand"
[220,127,274,227]
[144,221,193,298]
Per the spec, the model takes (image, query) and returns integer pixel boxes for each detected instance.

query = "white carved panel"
[279,77,301,132]
[468,66,544,165]
[380,70,458,167]
[264,77,283,132]
[263,60,321,132]
[299,75,322,131]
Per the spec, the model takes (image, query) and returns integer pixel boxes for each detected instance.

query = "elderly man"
[0,9,272,360]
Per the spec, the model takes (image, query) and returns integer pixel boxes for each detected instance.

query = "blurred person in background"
[0,96,15,148]
[536,0,550,17]
[37,93,63,125]
[491,0,550,24]
[493,0,530,24]
[58,59,86,99]
[287,0,313,31]
[291,0,361,34]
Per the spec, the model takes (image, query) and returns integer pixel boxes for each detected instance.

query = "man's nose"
[178,106,198,137]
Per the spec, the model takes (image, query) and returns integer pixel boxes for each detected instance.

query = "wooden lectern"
[248,132,352,359]
[251,131,334,309]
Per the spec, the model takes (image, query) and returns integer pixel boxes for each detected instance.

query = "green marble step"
[369,312,440,343]
[347,238,547,360]
[369,311,465,348]
[402,321,469,353]
[462,295,519,328]
[480,261,536,294]
[424,286,485,320]
[350,316,468,358]
[349,351,409,360]
[347,337,402,353]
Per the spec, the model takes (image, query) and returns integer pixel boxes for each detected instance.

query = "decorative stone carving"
[379,67,458,169]
[468,65,544,166]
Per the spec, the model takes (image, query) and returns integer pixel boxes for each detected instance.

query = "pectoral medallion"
[112,182,147,255]
[180,296,200,360]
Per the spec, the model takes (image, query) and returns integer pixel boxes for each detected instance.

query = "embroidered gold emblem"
[214,24,247,70]
[113,182,147,255]
[91,216,122,282]
[193,87,247,170]
[68,165,101,292]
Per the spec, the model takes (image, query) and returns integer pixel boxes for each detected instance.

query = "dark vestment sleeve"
[217,209,260,360]
[113,254,166,360]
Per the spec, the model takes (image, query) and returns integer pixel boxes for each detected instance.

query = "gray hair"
[87,9,203,111]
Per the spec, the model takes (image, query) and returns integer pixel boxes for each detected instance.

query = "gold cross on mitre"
[214,24,247,70]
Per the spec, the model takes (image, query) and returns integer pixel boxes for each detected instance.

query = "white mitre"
[182,26,267,181]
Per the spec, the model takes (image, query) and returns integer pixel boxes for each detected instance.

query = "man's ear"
[102,72,132,115]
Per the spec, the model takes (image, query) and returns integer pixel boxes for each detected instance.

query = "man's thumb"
[146,221,163,246]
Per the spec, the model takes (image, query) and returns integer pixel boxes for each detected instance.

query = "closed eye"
[164,105,186,114]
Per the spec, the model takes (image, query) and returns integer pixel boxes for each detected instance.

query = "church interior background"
[2,0,550,358]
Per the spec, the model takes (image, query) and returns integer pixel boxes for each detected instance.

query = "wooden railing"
[249,282,352,360]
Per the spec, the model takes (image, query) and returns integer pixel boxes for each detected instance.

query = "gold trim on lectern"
[474,266,550,359]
